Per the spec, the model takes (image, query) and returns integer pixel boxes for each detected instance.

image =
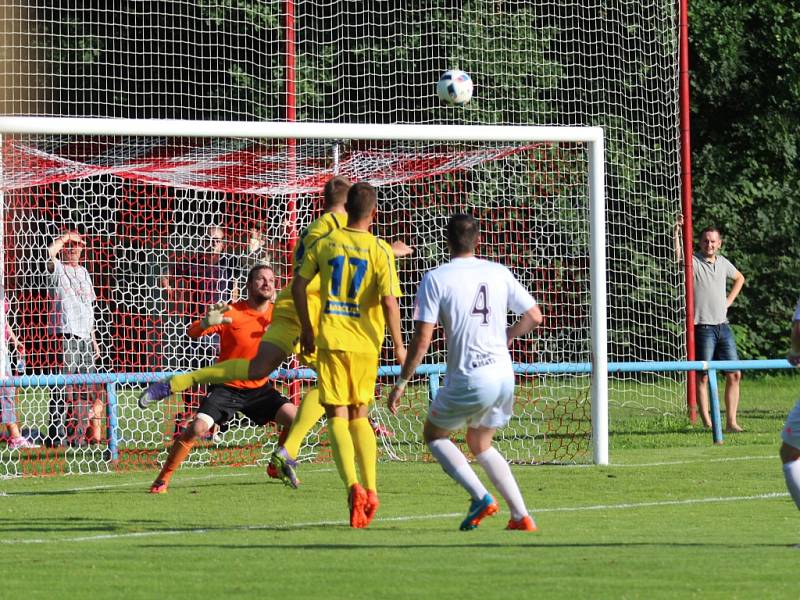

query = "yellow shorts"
[263,294,320,368]
[317,349,379,407]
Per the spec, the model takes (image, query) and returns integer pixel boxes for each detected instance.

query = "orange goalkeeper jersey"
[187,299,274,389]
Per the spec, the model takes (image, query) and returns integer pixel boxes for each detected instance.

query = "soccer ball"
[436,69,473,106]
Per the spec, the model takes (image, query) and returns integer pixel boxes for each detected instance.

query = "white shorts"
[427,373,515,431]
[781,399,800,449]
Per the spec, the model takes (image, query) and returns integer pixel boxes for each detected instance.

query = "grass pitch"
[2,374,798,599]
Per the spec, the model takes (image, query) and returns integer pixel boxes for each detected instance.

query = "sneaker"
[149,480,168,494]
[370,419,395,438]
[8,436,39,450]
[506,515,537,532]
[364,489,380,527]
[138,381,172,409]
[459,493,499,531]
[269,446,300,489]
[348,483,368,528]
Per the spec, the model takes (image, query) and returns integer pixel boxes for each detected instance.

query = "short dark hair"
[446,214,480,254]
[246,264,274,286]
[346,182,377,221]
[698,226,722,239]
[323,175,351,208]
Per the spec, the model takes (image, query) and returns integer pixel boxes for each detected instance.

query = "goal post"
[0,117,608,474]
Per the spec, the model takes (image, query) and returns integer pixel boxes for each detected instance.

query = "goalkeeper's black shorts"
[199,383,291,426]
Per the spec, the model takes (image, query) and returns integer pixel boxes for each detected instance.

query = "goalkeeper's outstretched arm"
[187,302,232,338]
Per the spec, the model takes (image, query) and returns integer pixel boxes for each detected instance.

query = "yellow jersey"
[272,211,346,314]
[298,227,401,355]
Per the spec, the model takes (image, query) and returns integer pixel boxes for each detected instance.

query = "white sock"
[783,460,800,509]
[475,446,528,521]
[428,438,488,501]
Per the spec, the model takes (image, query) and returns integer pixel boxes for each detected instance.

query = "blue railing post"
[428,373,440,404]
[706,369,724,445]
[106,382,119,461]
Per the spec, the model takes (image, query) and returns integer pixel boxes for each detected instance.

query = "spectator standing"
[46,231,102,447]
[675,219,746,431]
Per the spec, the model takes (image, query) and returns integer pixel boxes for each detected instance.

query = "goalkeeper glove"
[201,302,233,329]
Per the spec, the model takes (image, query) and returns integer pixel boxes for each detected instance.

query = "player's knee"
[276,403,296,428]
[726,371,741,383]
[187,413,214,439]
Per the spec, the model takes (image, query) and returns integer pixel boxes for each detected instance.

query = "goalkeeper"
[140,175,412,488]
[144,265,296,494]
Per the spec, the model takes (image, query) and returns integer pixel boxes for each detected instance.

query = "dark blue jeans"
[695,323,739,370]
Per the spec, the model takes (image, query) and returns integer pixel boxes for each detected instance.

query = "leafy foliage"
[690,0,800,358]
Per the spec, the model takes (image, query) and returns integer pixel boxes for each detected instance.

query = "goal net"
[0,1,683,476]
[0,123,605,475]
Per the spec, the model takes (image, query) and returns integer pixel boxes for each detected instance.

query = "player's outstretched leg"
[138,380,173,409]
[279,387,325,459]
[270,447,300,489]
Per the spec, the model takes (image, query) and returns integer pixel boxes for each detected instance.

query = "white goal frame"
[0,117,608,465]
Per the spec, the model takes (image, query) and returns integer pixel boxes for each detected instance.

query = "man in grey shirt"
[46,231,102,447]
[686,225,746,432]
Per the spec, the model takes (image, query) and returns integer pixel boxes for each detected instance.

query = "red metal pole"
[284,0,303,407]
[679,0,697,423]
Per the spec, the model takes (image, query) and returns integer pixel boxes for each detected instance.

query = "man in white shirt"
[388,214,542,531]
[46,230,101,448]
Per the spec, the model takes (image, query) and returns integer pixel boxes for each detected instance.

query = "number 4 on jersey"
[471,283,491,325]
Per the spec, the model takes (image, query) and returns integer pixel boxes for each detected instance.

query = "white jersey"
[51,258,96,339]
[413,256,537,384]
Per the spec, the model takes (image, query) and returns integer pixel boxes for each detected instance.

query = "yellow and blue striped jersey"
[298,227,401,355]
[272,211,346,314]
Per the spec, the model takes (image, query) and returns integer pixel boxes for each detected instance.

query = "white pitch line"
[0,454,776,497]
[0,491,788,546]
[0,467,336,496]
[572,455,777,469]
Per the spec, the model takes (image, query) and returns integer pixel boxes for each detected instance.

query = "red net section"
[1,137,537,194]
[0,136,593,476]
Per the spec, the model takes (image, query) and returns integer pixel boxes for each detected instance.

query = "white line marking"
[0,491,788,545]
[0,467,336,495]
[565,455,777,468]
[0,454,776,496]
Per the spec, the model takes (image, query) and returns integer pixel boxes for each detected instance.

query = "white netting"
[0,134,595,474]
[0,1,683,475]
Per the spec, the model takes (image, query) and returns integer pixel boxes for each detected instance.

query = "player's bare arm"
[381,295,406,367]
[387,320,434,415]
[390,240,414,258]
[292,274,315,355]
[506,305,543,347]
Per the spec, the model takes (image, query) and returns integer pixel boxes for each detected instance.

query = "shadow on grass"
[0,516,169,534]
[143,540,798,550]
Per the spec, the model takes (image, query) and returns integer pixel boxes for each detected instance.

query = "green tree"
[690,0,800,358]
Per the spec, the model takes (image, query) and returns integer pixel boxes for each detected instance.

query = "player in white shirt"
[388,214,543,531]
[780,297,800,510]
